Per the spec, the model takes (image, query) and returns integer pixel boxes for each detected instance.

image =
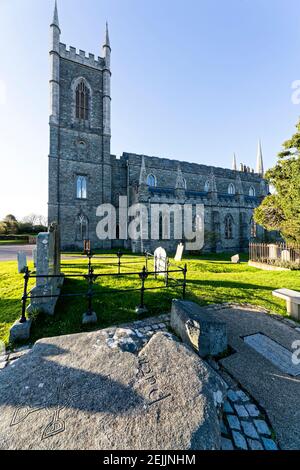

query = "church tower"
[48,1,112,249]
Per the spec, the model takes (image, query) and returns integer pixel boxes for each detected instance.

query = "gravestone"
[17,252,27,274]
[281,250,291,263]
[32,248,37,268]
[174,243,184,262]
[0,331,226,450]
[154,247,167,277]
[27,223,63,316]
[269,244,278,260]
[231,254,240,264]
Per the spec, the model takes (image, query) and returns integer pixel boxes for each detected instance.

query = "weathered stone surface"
[27,227,62,317]
[221,437,234,450]
[82,311,97,325]
[17,252,27,274]
[171,300,228,358]
[240,421,259,439]
[9,319,32,343]
[32,248,37,268]
[248,439,263,450]
[234,404,249,418]
[232,431,248,450]
[206,305,300,449]
[0,331,226,450]
[254,419,271,436]
[262,438,278,450]
[231,254,240,264]
[227,415,241,431]
[245,404,260,417]
[244,333,300,377]
[154,247,167,277]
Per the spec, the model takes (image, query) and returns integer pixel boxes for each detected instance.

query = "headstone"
[27,224,62,316]
[174,243,184,262]
[171,300,228,358]
[269,244,278,260]
[154,247,167,277]
[0,331,226,450]
[281,250,291,263]
[32,248,37,268]
[231,254,240,264]
[17,252,27,274]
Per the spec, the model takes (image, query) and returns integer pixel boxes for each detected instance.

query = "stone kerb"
[27,225,63,316]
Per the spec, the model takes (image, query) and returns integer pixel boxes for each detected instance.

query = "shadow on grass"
[29,275,183,344]
[187,278,275,291]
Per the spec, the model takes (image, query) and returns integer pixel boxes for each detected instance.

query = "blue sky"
[1,0,300,219]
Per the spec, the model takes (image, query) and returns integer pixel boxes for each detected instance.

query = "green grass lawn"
[0,240,28,246]
[0,253,299,347]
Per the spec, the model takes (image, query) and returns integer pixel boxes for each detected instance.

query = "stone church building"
[48,2,268,253]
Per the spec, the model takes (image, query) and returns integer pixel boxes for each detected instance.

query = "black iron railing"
[19,251,187,324]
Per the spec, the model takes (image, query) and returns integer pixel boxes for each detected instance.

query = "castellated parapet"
[59,43,105,70]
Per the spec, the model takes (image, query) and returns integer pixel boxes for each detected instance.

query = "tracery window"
[76,80,89,120]
[77,176,87,199]
[225,215,234,239]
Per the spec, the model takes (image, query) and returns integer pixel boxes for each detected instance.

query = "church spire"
[104,22,110,49]
[256,140,264,176]
[49,0,60,125]
[232,153,237,171]
[51,0,60,30]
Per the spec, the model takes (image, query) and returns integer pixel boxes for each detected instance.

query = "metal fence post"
[86,266,94,317]
[117,251,123,275]
[182,264,187,300]
[165,257,169,287]
[135,265,148,316]
[20,267,30,323]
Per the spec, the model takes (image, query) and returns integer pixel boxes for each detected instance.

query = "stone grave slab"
[0,331,226,450]
[244,333,300,377]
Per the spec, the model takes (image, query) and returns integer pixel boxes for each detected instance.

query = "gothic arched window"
[204,180,210,192]
[228,183,235,195]
[225,215,234,239]
[250,217,257,238]
[76,176,87,199]
[76,214,89,241]
[76,80,89,120]
[147,174,156,187]
[249,186,256,197]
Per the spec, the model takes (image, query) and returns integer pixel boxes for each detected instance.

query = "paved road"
[0,245,34,262]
